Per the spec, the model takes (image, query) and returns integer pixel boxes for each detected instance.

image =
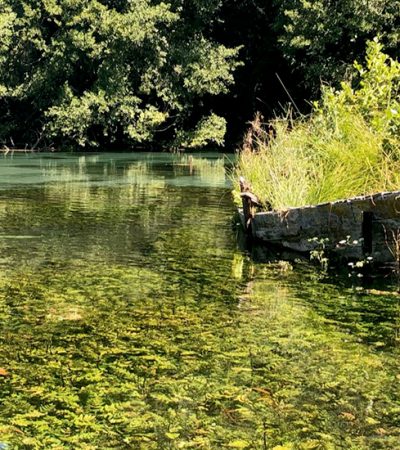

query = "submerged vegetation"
[1,258,400,449]
[0,154,399,448]
[235,41,400,210]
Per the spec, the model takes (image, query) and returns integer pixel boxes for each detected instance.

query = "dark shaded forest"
[0,0,399,150]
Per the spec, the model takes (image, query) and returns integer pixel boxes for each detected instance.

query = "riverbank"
[233,41,400,211]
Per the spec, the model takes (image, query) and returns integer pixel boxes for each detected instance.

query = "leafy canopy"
[275,0,400,90]
[0,0,240,148]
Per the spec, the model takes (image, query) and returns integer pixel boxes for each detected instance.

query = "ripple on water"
[0,153,399,449]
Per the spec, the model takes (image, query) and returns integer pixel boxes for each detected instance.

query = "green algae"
[0,153,399,449]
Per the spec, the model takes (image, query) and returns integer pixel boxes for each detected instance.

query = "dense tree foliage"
[0,0,399,149]
[275,0,400,91]
[217,0,400,138]
[0,0,240,149]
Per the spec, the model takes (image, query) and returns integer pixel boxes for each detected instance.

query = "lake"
[0,153,399,449]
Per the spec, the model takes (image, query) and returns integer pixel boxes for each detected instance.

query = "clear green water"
[0,153,399,449]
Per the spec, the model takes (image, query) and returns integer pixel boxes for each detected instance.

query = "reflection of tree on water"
[0,154,233,271]
[172,154,227,186]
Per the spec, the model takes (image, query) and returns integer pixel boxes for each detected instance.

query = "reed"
[234,40,400,210]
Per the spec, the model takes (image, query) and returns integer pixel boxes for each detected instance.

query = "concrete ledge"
[244,191,400,263]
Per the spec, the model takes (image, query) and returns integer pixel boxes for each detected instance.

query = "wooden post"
[240,177,261,231]
[240,177,252,230]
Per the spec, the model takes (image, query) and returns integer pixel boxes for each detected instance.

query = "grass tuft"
[234,40,400,210]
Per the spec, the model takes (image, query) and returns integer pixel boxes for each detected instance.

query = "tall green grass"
[234,40,400,210]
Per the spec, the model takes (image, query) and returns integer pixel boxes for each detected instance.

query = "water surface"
[0,153,399,449]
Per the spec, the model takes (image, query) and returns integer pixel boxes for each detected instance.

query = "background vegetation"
[0,0,399,150]
[0,0,240,150]
[235,40,400,209]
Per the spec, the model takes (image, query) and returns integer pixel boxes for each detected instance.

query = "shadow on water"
[0,153,399,449]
